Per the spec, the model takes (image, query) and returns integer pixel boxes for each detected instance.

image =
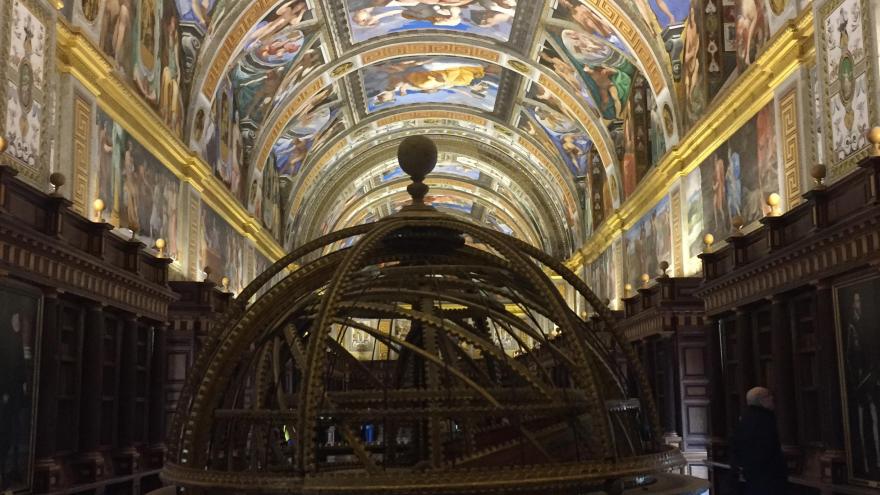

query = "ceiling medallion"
[330,61,354,78]
[507,59,530,74]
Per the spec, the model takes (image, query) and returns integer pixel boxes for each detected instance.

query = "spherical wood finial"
[398,135,437,205]
[703,233,715,249]
[868,126,880,157]
[659,261,670,277]
[49,172,66,195]
[398,135,437,179]
[731,214,745,234]
[810,163,827,188]
[93,198,105,222]
[156,238,166,257]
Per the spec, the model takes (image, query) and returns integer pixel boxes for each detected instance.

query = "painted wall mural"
[3,0,49,174]
[199,201,247,294]
[586,246,614,305]
[624,196,672,289]
[547,28,637,122]
[270,85,344,176]
[345,0,519,44]
[695,101,778,239]
[362,57,501,113]
[522,83,592,177]
[227,1,318,128]
[93,0,188,134]
[683,165,704,275]
[95,108,182,259]
[551,0,629,54]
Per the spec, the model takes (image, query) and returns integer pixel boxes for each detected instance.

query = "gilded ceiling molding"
[55,23,286,262]
[195,0,287,100]
[251,39,617,173]
[566,7,815,270]
[300,134,576,252]
[547,0,669,96]
[293,107,577,205]
[316,163,552,238]
[289,110,580,231]
[298,136,572,254]
[329,183,543,249]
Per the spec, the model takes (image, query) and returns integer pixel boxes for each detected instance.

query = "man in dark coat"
[729,387,788,495]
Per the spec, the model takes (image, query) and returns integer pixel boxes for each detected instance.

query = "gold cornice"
[55,23,286,262]
[566,7,815,271]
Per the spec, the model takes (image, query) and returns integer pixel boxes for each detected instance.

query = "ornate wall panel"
[671,185,684,277]
[71,92,91,215]
[780,87,803,208]
[0,0,55,184]
[819,0,877,180]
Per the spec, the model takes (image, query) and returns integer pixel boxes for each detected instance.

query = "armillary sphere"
[163,136,707,495]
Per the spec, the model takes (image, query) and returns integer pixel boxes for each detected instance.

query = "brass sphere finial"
[93,198,105,222]
[221,276,230,292]
[731,214,745,234]
[640,273,650,287]
[398,135,437,204]
[868,126,880,157]
[811,163,827,188]
[624,283,633,296]
[49,172,66,196]
[659,261,670,277]
[766,193,782,216]
[155,238,166,257]
[703,233,715,250]
[0,135,7,154]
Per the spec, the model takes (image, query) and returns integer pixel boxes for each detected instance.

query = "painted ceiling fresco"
[67,0,800,259]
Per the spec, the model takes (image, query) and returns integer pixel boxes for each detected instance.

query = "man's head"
[746,386,774,410]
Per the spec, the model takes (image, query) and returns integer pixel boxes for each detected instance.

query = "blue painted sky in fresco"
[346,1,516,43]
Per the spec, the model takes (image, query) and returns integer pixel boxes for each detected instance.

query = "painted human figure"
[353,0,514,28]
[122,142,140,231]
[98,120,115,216]
[735,0,768,67]
[583,64,628,119]
[240,68,284,123]
[846,292,880,476]
[712,154,727,232]
[100,0,121,56]
[373,62,487,105]
[249,0,308,44]
[561,133,586,174]
[113,0,133,67]
[539,51,582,94]
[161,13,182,133]
[725,150,742,222]
[557,0,615,39]
[682,3,703,123]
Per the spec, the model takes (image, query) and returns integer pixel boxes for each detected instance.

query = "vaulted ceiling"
[180,0,686,258]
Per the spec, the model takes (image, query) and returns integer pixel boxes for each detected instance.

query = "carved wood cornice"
[695,159,880,315]
[0,220,176,320]
[0,165,176,320]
